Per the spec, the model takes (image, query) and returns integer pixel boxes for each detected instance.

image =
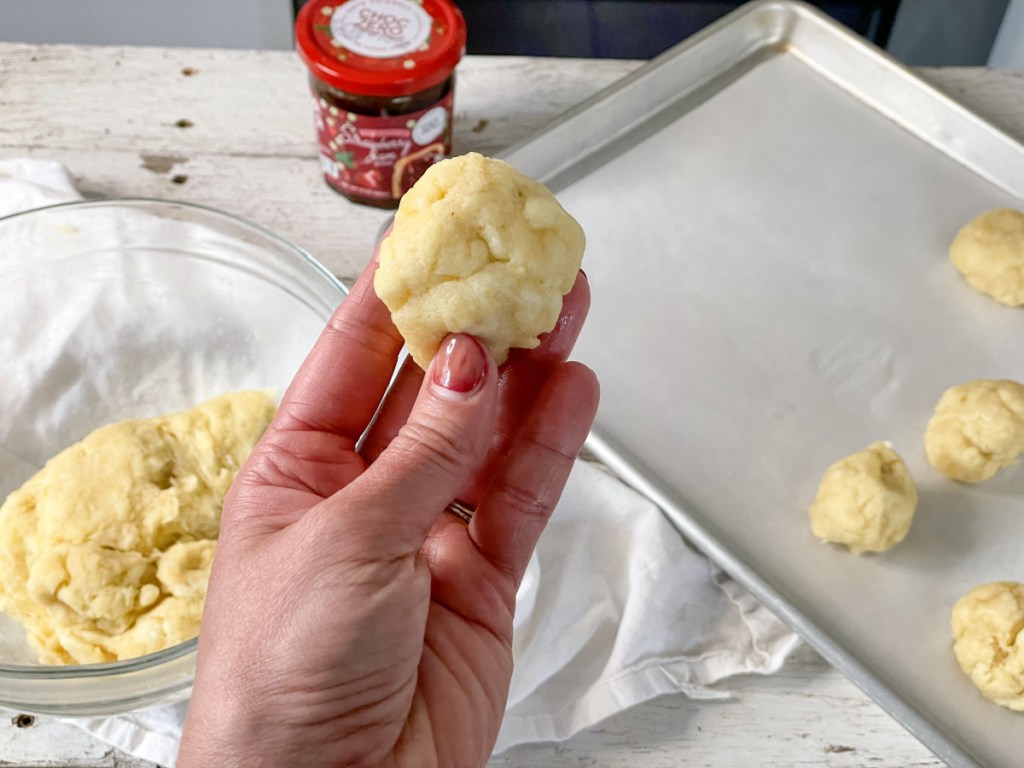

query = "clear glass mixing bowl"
[0,199,346,715]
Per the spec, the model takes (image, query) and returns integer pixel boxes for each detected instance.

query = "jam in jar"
[296,0,467,208]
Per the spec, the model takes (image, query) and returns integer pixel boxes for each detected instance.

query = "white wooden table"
[0,42,1021,767]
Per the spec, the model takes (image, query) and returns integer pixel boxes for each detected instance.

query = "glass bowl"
[0,199,346,715]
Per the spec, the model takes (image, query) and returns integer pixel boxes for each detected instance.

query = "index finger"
[273,250,404,446]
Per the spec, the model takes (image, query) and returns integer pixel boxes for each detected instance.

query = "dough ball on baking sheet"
[924,379,1024,483]
[951,581,1024,712]
[949,208,1024,307]
[808,441,917,555]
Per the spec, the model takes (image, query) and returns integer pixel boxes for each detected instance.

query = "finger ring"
[445,500,474,524]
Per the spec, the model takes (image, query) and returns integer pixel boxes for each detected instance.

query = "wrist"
[178,680,280,768]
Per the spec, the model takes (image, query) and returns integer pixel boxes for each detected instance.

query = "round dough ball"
[951,581,1024,711]
[808,441,917,554]
[374,152,585,369]
[949,208,1024,306]
[924,379,1024,483]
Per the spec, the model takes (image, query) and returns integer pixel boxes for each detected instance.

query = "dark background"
[452,0,899,58]
[292,0,1011,64]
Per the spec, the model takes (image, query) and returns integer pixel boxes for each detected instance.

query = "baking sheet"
[501,2,1024,766]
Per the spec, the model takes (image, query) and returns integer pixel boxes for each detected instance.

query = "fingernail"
[432,334,487,396]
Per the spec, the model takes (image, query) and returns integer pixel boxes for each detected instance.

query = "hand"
[177,250,599,768]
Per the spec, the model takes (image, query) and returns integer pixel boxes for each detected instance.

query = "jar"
[296,0,467,208]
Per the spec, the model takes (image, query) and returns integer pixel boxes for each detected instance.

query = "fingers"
[326,334,499,548]
[271,251,403,448]
[506,270,590,373]
[462,272,591,503]
[470,362,599,586]
[358,271,590,471]
[358,355,424,462]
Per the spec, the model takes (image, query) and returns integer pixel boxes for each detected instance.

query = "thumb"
[334,333,497,545]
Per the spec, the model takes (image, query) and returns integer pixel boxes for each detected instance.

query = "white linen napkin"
[0,159,799,767]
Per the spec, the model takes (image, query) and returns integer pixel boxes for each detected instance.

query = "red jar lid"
[296,0,466,98]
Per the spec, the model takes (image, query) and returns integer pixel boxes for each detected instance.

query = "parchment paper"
[560,51,1023,768]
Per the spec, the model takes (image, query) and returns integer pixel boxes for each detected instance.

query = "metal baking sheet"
[500,2,1024,766]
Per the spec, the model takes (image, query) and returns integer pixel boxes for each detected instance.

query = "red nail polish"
[432,335,487,394]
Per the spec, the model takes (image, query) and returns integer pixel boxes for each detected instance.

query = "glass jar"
[296,0,467,208]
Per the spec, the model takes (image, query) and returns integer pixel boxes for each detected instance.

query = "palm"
[401,534,517,768]
[232,443,517,768]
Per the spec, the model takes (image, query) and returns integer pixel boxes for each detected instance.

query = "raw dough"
[0,390,275,664]
[949,208,1024,306]
[808,441,917,554]
[374,152,585,368]
[951,581,1024,711]
[924,379,1024,483]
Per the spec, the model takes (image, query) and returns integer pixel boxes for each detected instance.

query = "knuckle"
[326,308,397,361]
[496,481,556,523]
[533,434,580,466]
[391,419,476,476]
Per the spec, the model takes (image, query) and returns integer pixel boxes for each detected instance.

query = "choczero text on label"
[357,10,408,40]
[331,0,432,58]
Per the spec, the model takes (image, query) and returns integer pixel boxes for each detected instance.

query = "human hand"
[177,249,599,768]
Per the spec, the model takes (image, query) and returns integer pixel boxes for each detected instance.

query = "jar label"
[313,87,454,201]
[329,0,433,59]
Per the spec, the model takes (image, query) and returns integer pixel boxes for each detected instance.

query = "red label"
[312,89,453,201]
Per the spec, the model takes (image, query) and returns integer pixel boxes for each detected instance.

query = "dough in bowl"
[924,379,1024,483]
[374,152,585,368]
[808,441,917,554]
[949,208,1024,307]
[0,390,275,664]
[951,581,1024,711]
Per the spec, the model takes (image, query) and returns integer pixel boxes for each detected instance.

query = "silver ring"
[445,500,474,524]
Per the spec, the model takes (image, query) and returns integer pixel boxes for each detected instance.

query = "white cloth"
[0,159,799,767]
[0,157,82,214]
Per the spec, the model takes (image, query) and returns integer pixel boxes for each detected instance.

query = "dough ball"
[808,441,917,554]
[951,582,1024,711]
[374,152,585,368]
[924,379,1024,483]
[0,390,274,664]
[949,208,1024,306]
